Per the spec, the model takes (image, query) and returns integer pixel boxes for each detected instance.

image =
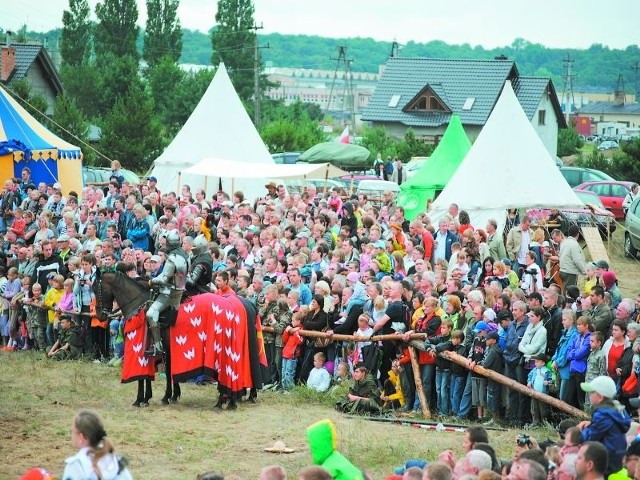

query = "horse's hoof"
[132,400,142,407]
[161,397,170,406]
[139,401,149,408]
[247,395,257,404]
[227,401,237,411]
[171,395,180,403]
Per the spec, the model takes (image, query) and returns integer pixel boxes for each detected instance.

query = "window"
[407,94,447,112]
[611,184,629,198]
[462,97,475,110]
[388,95,401,108]
[538,110,546,126]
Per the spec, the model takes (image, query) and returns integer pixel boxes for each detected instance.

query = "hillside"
[14,27,640,92]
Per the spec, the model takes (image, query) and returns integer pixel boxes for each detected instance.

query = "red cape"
[170,292,263,393]
[121,310,156,383]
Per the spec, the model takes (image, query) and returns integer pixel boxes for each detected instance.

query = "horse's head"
[95,264,150,321]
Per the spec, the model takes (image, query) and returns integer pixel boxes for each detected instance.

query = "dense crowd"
[4,160,640,480]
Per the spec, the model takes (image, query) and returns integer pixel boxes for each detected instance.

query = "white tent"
[150,63,275,201]
[184,159,347,180]
[429,80,584,231]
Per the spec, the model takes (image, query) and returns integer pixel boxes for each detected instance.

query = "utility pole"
[632,61,640,103]
[326,46,354,126]
[561,53,576,124]
[251,22,265,128]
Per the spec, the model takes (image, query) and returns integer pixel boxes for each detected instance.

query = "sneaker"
[483,418,496,426]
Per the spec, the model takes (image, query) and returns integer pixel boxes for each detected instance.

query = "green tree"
[94,0,139,60]
[395,129,434,160]
[146,55,185,134]
[211,0,259,102]
[52,94,92,163]
[358,125,398,161]
[60,0,92,67]
[94,53,141,117]
[60,64,102,120]
[143,0,182,67]
[615,139,640,180]
[557,125,584,156]
[9,79,50,121]
[260,118,324,153]
[99,84,163,172]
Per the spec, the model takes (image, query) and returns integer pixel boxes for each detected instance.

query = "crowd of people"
[3,160,640,479]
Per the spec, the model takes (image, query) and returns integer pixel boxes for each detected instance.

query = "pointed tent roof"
[151,63,274,200]
[429,80,583,230]
[397,114,470,220]
[0,84,82,160]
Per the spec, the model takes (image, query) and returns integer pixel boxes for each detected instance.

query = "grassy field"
[1,230,636,479]
[1,351,536,480]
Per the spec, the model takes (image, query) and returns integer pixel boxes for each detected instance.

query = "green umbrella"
[397,114,471,220]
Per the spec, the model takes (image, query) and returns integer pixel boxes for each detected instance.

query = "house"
[577,99,640,138]
[0,42,63,115]
[361,57,565,156]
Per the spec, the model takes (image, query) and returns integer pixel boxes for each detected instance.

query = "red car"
[574,180,635,219]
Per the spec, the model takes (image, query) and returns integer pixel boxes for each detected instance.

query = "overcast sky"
[5,0,640,50]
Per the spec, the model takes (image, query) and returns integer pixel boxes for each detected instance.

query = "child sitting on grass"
[307,352,332,393]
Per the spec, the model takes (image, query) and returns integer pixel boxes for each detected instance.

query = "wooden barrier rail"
[262,326,589,420]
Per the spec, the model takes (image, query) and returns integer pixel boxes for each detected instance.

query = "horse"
[95,269,265,409]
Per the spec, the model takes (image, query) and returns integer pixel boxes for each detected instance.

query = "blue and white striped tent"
[0,84,82,194]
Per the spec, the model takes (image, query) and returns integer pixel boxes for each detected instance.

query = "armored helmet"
[165,229,181,250]
[192,234,209,256]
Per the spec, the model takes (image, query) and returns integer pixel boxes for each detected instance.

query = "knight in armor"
[185,235,213,298]
[147,230,188,354]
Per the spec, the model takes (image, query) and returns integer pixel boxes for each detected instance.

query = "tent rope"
[2,86,113,164]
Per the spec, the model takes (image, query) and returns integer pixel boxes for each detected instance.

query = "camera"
[517,435,531,447]
[524,269,537,279]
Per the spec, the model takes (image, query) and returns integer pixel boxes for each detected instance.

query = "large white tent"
[429,80,584,231]
[185,159,347,180]
[150,63,275,201]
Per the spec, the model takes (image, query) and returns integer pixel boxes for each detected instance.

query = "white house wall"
[25,61,56,115]
[531,92,559,157]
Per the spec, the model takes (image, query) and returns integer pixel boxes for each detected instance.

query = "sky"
[4,0,640,50]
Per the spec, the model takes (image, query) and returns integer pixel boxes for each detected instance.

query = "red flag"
[339,126,350,144]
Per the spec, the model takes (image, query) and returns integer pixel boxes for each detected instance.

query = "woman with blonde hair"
[63,409,132,479]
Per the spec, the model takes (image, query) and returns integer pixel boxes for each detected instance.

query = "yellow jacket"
[384,369,405,408]
[44,287,64,324]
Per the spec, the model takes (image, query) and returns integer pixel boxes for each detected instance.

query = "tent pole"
[177,171,181,193]
[204,176,208,194]
[323,164,328,196]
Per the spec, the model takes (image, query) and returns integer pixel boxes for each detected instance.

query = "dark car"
[83,166,140,186]
[574,180,635,219]
[624,196,640,258]
[559,166,614,188]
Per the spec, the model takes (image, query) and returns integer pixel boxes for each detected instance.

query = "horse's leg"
[144,378,153,404]
[132,380,144,407]
[161,327,173,405]
[172,381,181,403]
[213,385,227,410]
[247,388,257,403]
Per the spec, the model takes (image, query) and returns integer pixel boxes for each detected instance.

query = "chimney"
[613,89,625,106]
[1,45,16,82]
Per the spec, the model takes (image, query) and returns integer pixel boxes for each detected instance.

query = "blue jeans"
[450,374,465,415]
[436,369,451,415]
[282,358,298,390]
[487,380,501,414]
[457,372,473,419]
[413,363,436,410]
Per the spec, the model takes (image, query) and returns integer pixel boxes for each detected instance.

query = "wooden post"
[409,346,431,419]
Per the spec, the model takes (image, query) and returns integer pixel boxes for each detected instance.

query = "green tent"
[397,115,471,220]
[299,142,371,170]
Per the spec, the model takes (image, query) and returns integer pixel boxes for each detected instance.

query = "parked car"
[574,180,635,219]
[528,190,616,240]
[83,166,140,186]
[339,172,379,192]
[597,141,619,151]
[624,196,640,257]
[559,166,615,188]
